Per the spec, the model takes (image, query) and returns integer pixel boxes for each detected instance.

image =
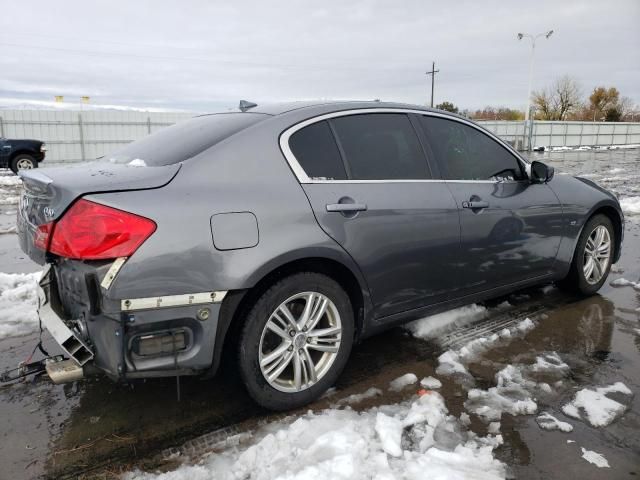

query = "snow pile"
[620,196,640,215]
[0,195,20,205]
[580,448,610,468]
[127,158,147,167]
[0,175,22,186]
[420,376,442,389]
[561,382,632,427]
[610,277,640,290]
[0,272,42,339]
[435,317,536,377]
[406,304,488,340]
[464,352,570,423]
[126,392,507,480]
[535,412,573,432]
[389,373,418,392]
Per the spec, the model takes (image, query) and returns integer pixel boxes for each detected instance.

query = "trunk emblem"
[43,206,55,218]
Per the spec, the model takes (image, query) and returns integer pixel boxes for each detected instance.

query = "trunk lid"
[17,162,180,264]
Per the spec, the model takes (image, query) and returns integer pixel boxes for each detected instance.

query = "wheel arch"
[208,254,372,376]
[9,149,37,162]
[589,203,623,263]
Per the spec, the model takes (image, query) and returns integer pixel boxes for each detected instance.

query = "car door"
[281,111,462,319]
[418,114,564,294]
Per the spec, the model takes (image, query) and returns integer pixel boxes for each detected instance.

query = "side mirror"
[530,161,555,184]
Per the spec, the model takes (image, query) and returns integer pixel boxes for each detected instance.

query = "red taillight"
[36,199,156,260]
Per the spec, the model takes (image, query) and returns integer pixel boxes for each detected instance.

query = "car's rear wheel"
[559,214,615,295]
[10,154,38,174]
[238,272,354,410]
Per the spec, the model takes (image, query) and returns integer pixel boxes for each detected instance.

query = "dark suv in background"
[0,137,46,173]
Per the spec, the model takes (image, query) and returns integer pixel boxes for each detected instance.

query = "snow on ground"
[535,412,573,432]
[464,352,570,424]
[580,448,610,468]
[561,382,632,427]
[610,277,640,289]
[389,373,418,392]
[420,376,442,389]
[406,304,488,340]
[335,388,382,406]
[0,175,22,187]
[619,196,640,215]
[0,272,41,339]
[126,391,507,480]
[434,317,535,377]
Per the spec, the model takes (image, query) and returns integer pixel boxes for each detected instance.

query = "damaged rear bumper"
[38,262,227,383]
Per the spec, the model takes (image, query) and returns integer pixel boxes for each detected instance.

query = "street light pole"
[517,30,553,150]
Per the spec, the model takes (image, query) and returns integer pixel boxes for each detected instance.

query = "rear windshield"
[106,113,266,166]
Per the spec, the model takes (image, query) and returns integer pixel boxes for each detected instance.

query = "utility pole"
[425,61,439,108]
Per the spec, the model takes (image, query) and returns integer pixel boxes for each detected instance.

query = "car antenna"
[239,100,258,112]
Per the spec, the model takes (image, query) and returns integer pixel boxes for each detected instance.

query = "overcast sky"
[1,0,638,112]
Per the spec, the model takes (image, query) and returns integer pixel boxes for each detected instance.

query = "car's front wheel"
[10,154,38,174]
[238,272,354,410]
[559,214,615,295]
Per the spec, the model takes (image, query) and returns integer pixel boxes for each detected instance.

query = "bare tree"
[532,75,582,120]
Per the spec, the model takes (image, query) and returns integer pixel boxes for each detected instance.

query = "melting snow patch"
[375,413,403,457]
[0,272,42,340]
[406,304,488,339]
[609,277,640,290]
[535,412,573,432]
[464,351,570,423]
[620,196,640,215]
[389,373,418,392]
[127,158,147,167]
[336,388,382,406]
[0,176,22,186]
[435,317,537,378]
[125,391,507,480]
[562,382,632,427]
[420,376,442,389]
[580,448,610,468]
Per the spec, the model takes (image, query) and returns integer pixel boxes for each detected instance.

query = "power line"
[0,41,419,73]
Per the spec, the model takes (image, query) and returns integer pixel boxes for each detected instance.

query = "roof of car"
[241,100,441,116]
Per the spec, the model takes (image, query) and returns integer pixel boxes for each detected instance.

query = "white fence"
[478,120,640,150]
[0,110,192,163]
[1,109,639,163]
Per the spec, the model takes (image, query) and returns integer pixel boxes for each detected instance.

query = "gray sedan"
[17,101,623,410]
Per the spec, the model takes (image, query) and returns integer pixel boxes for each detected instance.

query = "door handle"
[462,200,489,209]
[326,203,368,213]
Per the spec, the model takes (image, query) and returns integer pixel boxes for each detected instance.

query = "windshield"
[106,113,266,166]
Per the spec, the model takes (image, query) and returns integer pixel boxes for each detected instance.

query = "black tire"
[558,214,615,295]
[10,154,38,174]
[238,272,354,411]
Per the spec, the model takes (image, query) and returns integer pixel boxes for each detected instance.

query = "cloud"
[0,0,638,112]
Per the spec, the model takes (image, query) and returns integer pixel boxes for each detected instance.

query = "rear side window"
[419,116,523,181]
[107,113,265,166]
[289,121,347,180]
[330,113,430,180]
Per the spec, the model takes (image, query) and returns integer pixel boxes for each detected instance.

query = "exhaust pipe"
[45,358,99,384]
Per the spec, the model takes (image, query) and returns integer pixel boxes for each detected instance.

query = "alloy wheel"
[16,158,35,170]
[258,291,342,393]
[583,225,611,285]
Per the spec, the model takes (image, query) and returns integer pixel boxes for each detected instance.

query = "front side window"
[419,116,523,181]
[289,120,347,180]
[330,113,431,180]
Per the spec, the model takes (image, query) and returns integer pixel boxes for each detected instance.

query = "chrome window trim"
[279,108,530,184]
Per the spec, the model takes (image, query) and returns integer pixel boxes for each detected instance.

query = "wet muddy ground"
[0,149,639,479]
